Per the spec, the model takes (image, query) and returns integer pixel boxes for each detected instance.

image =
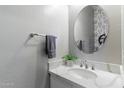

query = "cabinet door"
[50,74,72,88]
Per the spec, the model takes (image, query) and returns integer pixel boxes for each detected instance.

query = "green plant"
[62,54,78,62]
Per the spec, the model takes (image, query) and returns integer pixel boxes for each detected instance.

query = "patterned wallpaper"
[93,5,109,51]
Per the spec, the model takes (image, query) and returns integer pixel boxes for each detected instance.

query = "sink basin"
[68,68,97,79]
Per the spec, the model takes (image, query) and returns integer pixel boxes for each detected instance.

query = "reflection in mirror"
[74,5,109,54]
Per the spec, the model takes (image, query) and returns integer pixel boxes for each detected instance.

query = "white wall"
[0,5,68,87]
[122,6,124,74]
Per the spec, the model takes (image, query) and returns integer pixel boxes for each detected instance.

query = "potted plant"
[62,54,78,67]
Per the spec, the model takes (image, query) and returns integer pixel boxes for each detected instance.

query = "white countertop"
[49,65,124,88]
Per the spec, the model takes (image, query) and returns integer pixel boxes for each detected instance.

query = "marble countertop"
[49,65,124,88]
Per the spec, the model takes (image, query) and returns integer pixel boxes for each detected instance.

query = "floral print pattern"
[93,5,109,51]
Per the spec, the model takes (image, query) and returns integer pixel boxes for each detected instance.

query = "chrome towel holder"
[29,33,46,38]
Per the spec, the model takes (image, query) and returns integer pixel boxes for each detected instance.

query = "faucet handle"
[91,65,95,70]
[80,63,83,67]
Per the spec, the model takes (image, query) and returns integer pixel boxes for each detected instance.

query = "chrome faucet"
[80,59,88,69]
[80,59,95,70]
[84,60,88,69]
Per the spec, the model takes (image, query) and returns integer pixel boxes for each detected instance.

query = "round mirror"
[74,5,109,54]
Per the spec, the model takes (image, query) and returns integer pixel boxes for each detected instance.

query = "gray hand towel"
[46,35,57,58]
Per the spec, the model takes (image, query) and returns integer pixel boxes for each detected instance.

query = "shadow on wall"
[24,35,49,88]
[0,35,49,88]
[35,37,49,88]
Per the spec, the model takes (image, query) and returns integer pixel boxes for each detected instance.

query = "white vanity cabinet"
[50,73,83,88]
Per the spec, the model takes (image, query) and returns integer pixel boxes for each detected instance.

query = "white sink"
[68,68,97,79]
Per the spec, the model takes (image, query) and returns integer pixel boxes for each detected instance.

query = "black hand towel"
[46,35,57,58]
